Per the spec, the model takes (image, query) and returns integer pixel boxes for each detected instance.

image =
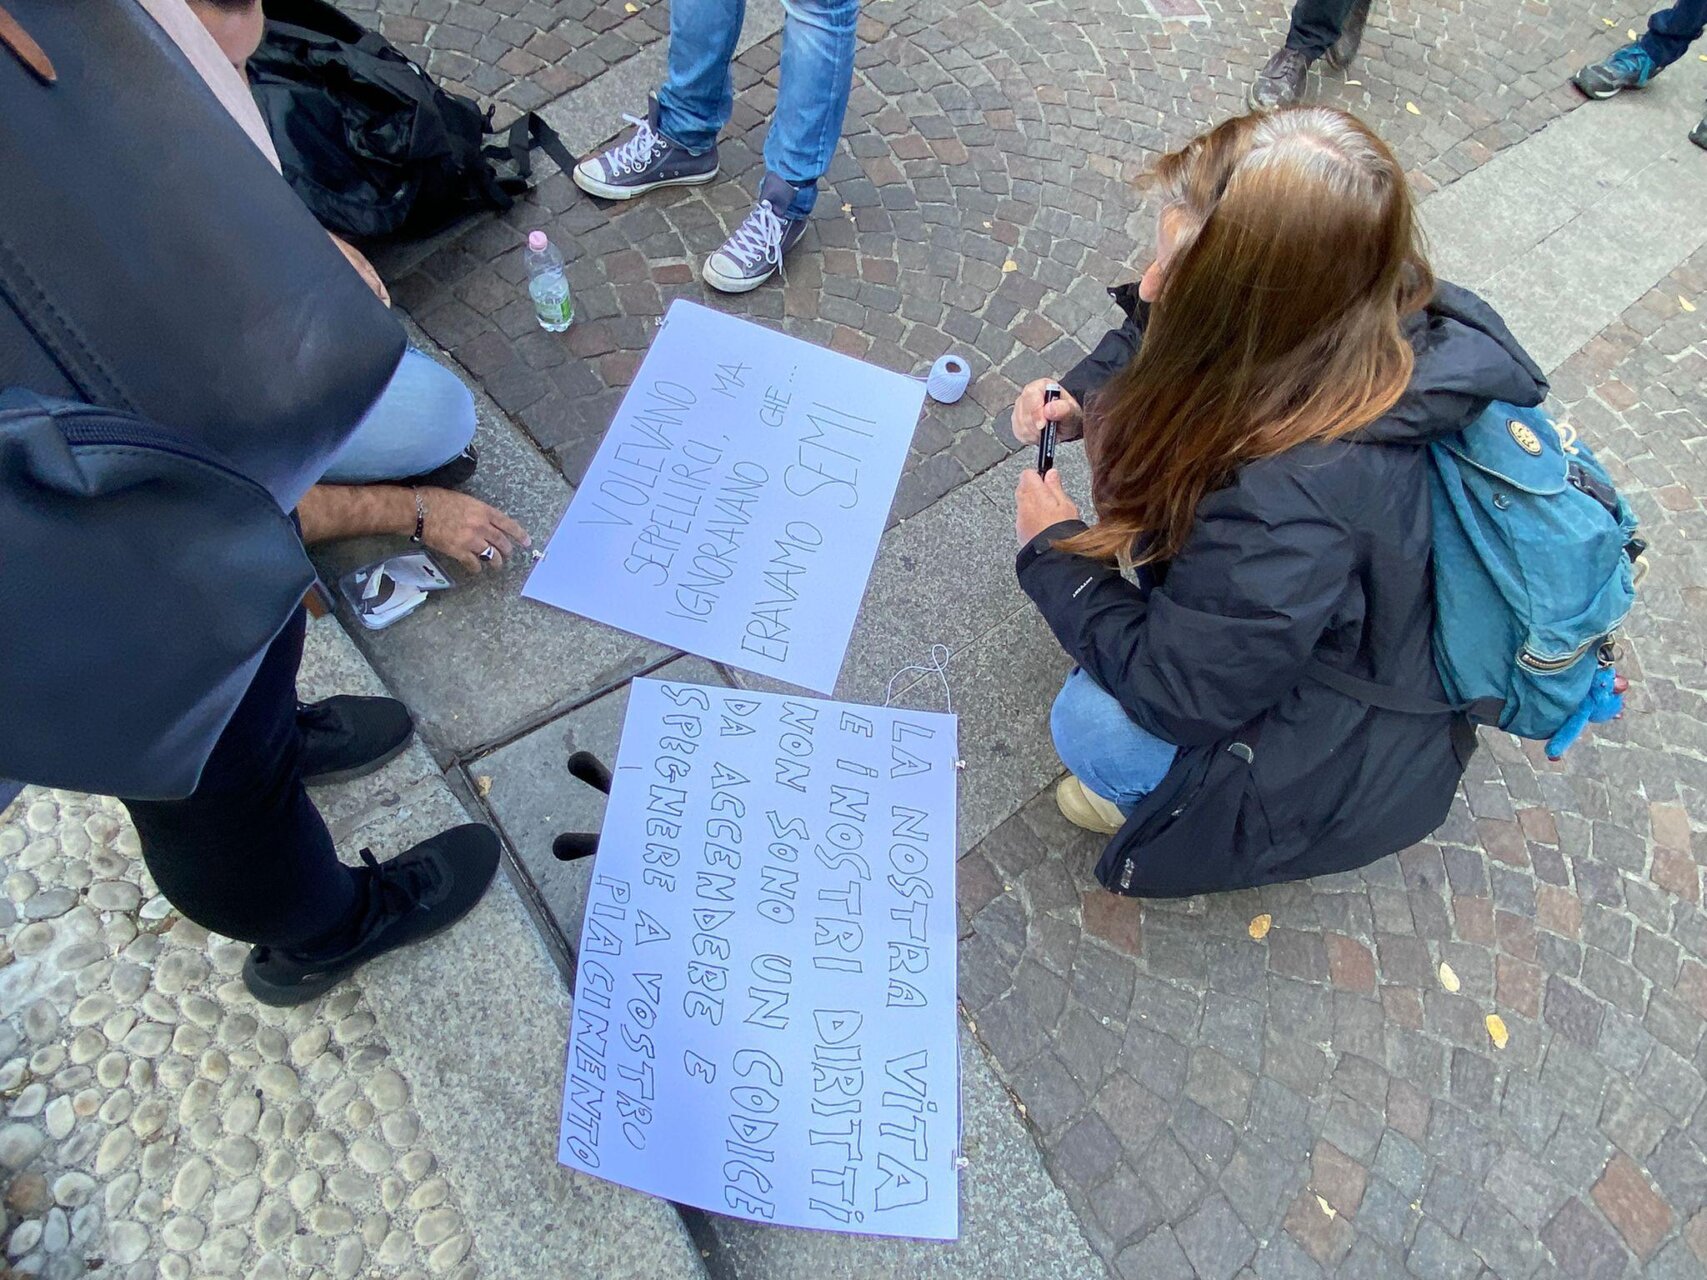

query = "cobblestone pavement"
[955,252,1707,1279]
[0,791,477,1279]
[385,0,1641,517]
[342,0,670,119]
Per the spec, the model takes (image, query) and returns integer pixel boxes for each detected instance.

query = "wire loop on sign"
[885,644,954,714]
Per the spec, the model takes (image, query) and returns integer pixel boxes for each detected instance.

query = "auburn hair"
[1059,107,1435,565]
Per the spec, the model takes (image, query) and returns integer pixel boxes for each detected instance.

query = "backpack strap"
[0,3,54,85]
[485,112,579,193]
[1304,659,1502,724]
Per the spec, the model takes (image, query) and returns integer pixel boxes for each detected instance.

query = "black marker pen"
[1037,383,1061,476]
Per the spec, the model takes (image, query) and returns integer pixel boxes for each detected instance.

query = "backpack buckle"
[1567,462,1620,517]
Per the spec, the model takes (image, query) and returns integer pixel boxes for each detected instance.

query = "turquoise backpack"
[1310,401,1644,753]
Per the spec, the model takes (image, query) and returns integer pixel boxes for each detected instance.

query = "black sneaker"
[242,825,501,1007]
[1692,109,1707,149]
[572,93,719,200]
[298,696,414,787]
[398,444,478,491]
[1572,44,1657,99]
[702,173,810,294]
[1250,46,1310,110]
[1325,0,1372,71]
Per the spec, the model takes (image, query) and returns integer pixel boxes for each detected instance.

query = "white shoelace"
[606,114,664,175]
[724,200,787,270]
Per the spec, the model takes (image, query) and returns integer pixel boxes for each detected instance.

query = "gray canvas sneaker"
[572,94,718,200]
[702,173,810,294]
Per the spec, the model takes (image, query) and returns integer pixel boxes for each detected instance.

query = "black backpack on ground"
[249,0,576,240]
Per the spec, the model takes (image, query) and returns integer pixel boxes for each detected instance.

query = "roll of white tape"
[924,354,971,404]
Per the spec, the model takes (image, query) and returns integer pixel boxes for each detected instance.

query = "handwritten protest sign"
[558,679,961,1240]
[524,301,925,692]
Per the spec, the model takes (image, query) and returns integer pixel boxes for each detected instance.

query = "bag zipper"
[48,412,278,503]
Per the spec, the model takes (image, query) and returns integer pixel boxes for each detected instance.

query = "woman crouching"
[1011,107,1546,897]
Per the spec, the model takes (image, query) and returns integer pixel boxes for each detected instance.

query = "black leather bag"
[0,392,316,799]
[0,0,405,510]
[0,0,407,797]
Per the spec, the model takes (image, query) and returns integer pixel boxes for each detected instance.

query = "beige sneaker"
[1055,775,1127,835]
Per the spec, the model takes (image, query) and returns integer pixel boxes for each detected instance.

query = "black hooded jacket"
[1020,282,1548,897]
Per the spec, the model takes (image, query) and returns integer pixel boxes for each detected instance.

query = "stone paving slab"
[308,336,667,762]
[707,1023,1104,1280]
[472,654,725,947]
[1420,69,1702,293]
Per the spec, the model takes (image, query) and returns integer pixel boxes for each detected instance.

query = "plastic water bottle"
[525,230,572,332]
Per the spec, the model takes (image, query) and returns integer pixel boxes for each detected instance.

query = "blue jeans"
[657,0,860,217]
[318,348,476,485]
[1639,0,1707,67]
[1050,670,1178,812]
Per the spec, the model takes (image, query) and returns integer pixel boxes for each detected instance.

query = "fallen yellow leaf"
[1683,296,1698,312]
[1438,961,1460,993]
[1405,101,1421,115]
[1315,1194,1337,1219]
[1345,79,1362,86]
[841,202,853,214]
[475,775,493,798]
[625,1,638,9]
[1486,1013,1509,1049]
[1628,28,1638,38]
[1602,17,1615,25]
[1248,913,1273,940]
[1001,259,1019,273]
[982,220,993,228]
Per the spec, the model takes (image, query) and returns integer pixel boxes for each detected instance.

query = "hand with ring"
[418,487,530,573]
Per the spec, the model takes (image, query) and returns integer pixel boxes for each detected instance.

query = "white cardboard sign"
[558,678,961,1240]
[524,301,924,692]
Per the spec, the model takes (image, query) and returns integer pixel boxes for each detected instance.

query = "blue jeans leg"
[1050,670,1178,812]
[763,0,860,216]
[318,349,477,485]
[1639,0,1707,67]
[657,0,745,153]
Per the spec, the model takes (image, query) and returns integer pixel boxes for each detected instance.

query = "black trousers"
[121,608,358,947]
[1286,0,1362,59]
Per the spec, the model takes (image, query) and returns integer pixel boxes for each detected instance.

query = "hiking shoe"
[1324,0,1372,71]
[1692,109,1707,148]
[399,443,478,491]
[1250,46,1310,110]
[702,173,809,294]
[572,93,718,200]
[1572,44,1657,98]
[298,696,414,787]
[242,825,501,1007]
[1055,775,1127,835]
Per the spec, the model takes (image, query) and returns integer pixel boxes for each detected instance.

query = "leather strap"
[0,3,54,85]
[486,112,580,192]
[1305,658,1502,724]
